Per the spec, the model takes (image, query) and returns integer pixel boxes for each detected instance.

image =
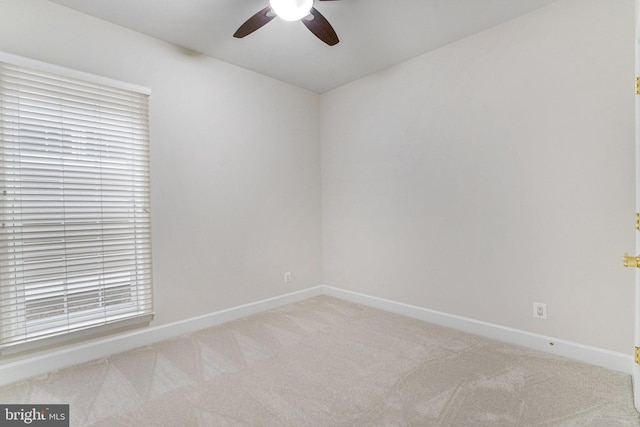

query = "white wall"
[321,0,635,354]
[0,0,322,340]
[0,0,634,372]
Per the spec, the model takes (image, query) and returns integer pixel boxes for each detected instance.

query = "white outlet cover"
[533,302,547,320]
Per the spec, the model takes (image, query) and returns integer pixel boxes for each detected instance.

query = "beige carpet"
[0,295,638,426]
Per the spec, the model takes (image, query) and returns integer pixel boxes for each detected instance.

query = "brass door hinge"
[636,77,640,95]
[623,253,640,268]
[636,213,640,231]
[635,347,640,364]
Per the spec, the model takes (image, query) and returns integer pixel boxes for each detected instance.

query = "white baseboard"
[0,284,632,388]
[0,286,324,387]
[322,285,633,375]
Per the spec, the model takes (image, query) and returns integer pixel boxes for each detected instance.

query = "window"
[0,53,153,354]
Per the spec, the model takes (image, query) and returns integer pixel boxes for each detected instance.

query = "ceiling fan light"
[269,0,313,21]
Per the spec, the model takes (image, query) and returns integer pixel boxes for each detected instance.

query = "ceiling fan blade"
[302,7,339,46]
[233,6,275,38]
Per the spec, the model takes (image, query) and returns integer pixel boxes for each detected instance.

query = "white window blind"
[0,54,153,354]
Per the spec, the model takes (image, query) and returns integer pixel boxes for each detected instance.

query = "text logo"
[0,405,69,426]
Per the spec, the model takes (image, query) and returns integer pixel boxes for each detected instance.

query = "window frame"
[0,52,153,355]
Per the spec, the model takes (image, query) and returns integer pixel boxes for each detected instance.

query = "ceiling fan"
[233,0,340,46]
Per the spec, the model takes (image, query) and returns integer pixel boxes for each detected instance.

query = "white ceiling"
[48,0,560,93]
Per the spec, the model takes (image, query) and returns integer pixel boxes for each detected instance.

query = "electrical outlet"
[533,302,547,320]
[284,272,292,284]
